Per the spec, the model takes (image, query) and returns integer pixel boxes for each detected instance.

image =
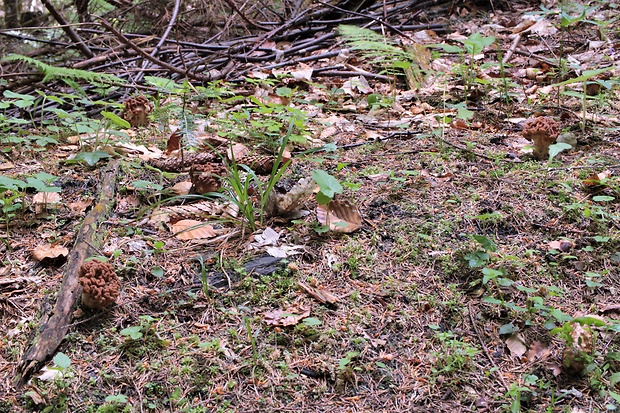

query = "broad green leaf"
[303,317,322,327]
[132,180,164,191]
[461,33,495,55]
[105,394,128,404]
[471,234,496,252]
[4,90,36,100]
[102,111,131,129]
[499,323,518,335]
[120,326,143,340]
[464,251,489,268]
[53,352,71,369]
[0,176,26,191]
[26,177,61,192]
[312,170,343,199]
[574,315,606,327]
[548,142,572,162]
[74,151,111,166]
[551,68,614,87]
[483,296,503,305]
[144,76,184,93]
[593,195,614,202]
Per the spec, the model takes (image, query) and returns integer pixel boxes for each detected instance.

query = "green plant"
[504,381,533,413]
[119,315,158,340]
[97,394,132,413]
[3,54,125,85]
[207,119,293,232]
[551,68,615,135]
[433,32,495,102]
[429,327,480,379]
[0,173,61,237]
[337,25,420,83]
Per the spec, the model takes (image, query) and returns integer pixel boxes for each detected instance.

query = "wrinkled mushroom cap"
[122,96,153,127]
[79,259,120,309]
[189,163,227,194]
[522,117,560,160]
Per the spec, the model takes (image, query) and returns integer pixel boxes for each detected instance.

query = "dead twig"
[502,33,521,65]
[40,0,94,58]
[97,18,230,83]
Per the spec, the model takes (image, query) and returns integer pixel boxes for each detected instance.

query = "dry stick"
[468,302,509,391]
[17,159,121,385]
[221,0,271,30]
[134,0,182,83]
[502,33,522,65]
[39,0,94,58]
[316,0,415,41]
[97,18,229,83]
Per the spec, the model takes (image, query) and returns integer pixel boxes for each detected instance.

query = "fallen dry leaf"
[32,192,61,205]
[33,191,62,214]
[170,219,218,240]
[171,181,192,196]
[526,341,551,362]
[298,281,338,305]
[600,304,620,313]
[548,240,572,252]
[165,132,182,154]
[227,143,250,161]
[582,170,611,187]
[289,63,313,82]
[263,303,311,327]
[505,333,527,358]
[32,244,69,262]
[316,199,362,233]
[68,199,93,214]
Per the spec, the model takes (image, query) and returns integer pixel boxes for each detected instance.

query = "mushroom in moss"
[79,259,120,309]
[521,116,560,160]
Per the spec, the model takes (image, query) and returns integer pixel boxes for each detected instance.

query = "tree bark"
[16,159,120,385]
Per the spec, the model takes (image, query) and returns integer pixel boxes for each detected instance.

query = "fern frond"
[338,25,428,87]
[337,25,411,62]
[3,54,126,85]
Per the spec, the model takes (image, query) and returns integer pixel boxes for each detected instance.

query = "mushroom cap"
[522,116,560,143]
[79,259,120,309]
[122,96,153,127]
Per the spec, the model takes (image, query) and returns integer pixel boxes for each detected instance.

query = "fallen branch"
[40,0,94,58]
[98,18,232,83]
[17,159,120,385]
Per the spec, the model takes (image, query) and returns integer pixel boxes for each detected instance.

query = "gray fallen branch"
[17,159,120,385]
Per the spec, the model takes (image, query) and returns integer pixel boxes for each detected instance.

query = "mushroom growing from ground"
[521,116,560,160]
[122,96,153,127]
[189,163,228,194]
[79,259,120,309]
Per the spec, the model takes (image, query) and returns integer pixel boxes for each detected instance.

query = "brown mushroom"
[521,117,560,160]
[79,259,120,309]
[189,163,228,194]
[122,96,153,127]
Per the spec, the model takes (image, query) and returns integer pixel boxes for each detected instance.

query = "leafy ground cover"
[2,1,620,412]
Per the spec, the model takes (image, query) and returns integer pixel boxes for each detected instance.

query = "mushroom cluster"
[79,259,120,309]
[521,116,560,160]
[122,96,153,127]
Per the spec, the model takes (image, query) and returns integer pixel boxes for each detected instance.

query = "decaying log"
[16,159,120,385]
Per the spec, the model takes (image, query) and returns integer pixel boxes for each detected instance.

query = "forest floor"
[2,1,620,412]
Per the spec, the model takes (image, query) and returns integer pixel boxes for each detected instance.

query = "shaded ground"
[2,1,620,412]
